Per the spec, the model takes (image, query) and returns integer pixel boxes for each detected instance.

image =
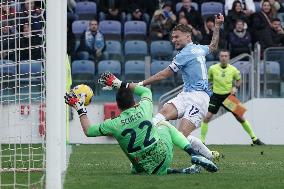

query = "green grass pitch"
[64,144,284,189]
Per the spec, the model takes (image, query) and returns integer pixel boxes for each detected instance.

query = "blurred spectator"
[1,1,16,24]
[149,9,174,41]
[251,0,275,49]
[225,0,255,16]
[200,16,226,60]
[161,1,176,24]
[18,23,43,61]
[178,17,202,44]
[67,0,77,24]
[126,0,159,18]
[67,0,76,12]
[99,0,126,22]
[76,19,105,61]
[261,0,281,16]
[0,21,16,59]
[225,0,250,31]
[126,3,150,24]
[18,0,43,32]
[228,19,252,57]
[271,18,284,46]
[178,0,203,30]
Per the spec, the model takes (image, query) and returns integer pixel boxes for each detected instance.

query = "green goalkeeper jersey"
[87,86,165,174]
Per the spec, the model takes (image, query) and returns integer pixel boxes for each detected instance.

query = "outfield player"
[64,73,218,175]
[200,49,265,145]
[137,14,225,160]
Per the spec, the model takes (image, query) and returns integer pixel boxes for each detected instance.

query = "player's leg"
[153,92,188,125]
[200,93,223,144]
[153,103,178,125]
[157,121,218,173]
[178,118,213,160]
[233,114,265,145]
[200,111,214,143]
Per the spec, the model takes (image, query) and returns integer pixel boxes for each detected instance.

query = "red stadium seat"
[104,103,120,120]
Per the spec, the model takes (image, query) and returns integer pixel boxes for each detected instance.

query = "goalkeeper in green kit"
[64,72,218,175]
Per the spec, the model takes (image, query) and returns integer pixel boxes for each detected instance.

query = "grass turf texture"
[64,144,284,189]
[0,144,45,188]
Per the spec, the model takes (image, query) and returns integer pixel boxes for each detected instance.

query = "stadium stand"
[105,40,123,61]
[124,21,147,40]
[201,2,224,17]
[72,60,95,85]
[176,2,199,12]
[124,60,145,82]
[72,20,89,37]
[97,60,121,77]
[66,0,284,100]
[99,20,122,40]
[75,1,97,20]
[124,40,148,61]
[150,40,173,61]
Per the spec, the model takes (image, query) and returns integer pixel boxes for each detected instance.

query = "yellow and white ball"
[72,84,94,106]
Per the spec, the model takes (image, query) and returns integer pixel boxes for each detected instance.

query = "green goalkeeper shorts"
[130,126,174,175]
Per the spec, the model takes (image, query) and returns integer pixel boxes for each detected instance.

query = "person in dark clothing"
[200,17,226,60]
[127,0,159,18]
[178,0,203,30]
[226,0,250,32]
[126,3,150,24]
[228,19,252,57]
[76,19,105,61]
[99,0,126,22]
[271,18,284,46]
[251,0,275,50]
[18,23,43,61]
[18,0,43,32]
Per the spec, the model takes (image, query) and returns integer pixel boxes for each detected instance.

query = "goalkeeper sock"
[163,122,189,149]
[200,122,208,144]
[241,120,257,141]
[187,135,213,160]
[153,113,166,125]
[157,121,198,155]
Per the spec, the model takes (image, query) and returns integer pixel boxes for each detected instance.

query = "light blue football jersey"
[169,42,212,95]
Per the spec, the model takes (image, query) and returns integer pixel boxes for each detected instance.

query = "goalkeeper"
[65,72,218,175]
[200,49,265,145]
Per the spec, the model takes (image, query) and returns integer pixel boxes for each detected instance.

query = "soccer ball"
[72,84,94,106]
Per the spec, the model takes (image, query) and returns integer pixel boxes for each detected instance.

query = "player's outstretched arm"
[139,67,174,86]
[64,91,91,135]
[208,13,224,53]
[98,72,151,96]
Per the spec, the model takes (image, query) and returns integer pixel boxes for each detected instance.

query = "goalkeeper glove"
[98,72,128,89]
[64,91,87,117]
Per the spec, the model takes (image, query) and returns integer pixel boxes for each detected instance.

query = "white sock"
[187,135,213,160]
[153,113,166,125]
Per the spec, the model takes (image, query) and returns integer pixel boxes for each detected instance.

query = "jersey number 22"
[121,120,156,153]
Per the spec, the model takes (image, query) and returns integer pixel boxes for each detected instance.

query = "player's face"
[171,30,191,50]
[219,51,230,65]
